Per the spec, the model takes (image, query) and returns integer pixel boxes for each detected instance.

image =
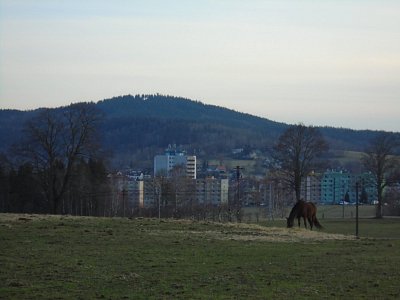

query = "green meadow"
[1,213,399,299]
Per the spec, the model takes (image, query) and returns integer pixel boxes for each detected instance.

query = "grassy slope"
[1,214,400,299]
[330,150,364,164]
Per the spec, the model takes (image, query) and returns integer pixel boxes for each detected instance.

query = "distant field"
[243,204,377,223]
[317,204,376,218]
[205,150,365,174]
[1,214,399,299]
[331,150,364,164]
[206,159,256,173]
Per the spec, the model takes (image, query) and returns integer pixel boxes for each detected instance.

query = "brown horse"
[286,200,322,230]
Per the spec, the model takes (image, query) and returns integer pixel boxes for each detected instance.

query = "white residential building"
[154,147,197,179]
[195,178,229,205]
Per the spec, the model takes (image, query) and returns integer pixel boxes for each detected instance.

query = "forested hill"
[96,94,285,133]
[0,94,396,167]
[95,94,287,161]
[94,94,396,158]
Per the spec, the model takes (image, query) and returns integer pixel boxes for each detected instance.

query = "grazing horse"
[286,200,322,230]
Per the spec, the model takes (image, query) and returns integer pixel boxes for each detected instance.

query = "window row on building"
[302,170,377,205]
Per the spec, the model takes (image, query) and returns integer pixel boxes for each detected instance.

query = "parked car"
[338,201,350,205]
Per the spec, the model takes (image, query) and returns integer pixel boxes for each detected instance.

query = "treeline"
[0,103,115,216]
[0,158,111,216]
[104,174,290,222]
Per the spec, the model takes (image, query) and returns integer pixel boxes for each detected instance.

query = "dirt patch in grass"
[146,221,355,242]
[217,229,354,242]
[0,213,107,223]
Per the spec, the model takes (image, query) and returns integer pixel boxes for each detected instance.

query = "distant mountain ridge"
[0,94,397,168]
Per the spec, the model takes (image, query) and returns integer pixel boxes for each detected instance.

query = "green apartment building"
[320,170,377,205]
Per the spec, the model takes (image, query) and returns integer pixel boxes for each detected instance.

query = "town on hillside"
[106,145,385,219]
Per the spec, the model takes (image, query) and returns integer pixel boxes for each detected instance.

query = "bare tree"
[19,103,102,214]
[272,124,328,202]
[361,133,400,218]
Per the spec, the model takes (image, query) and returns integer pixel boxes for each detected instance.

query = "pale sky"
[1,0,399,132]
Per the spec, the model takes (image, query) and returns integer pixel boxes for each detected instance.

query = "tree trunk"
[376,186,383,218]
[295,175,302,202]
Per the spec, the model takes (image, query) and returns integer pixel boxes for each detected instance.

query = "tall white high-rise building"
[154,146,197,179]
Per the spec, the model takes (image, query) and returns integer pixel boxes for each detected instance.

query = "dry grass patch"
[0,214,355,242]
[145,220,355,242]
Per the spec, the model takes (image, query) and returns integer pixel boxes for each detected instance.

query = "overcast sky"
[1,0,399,132]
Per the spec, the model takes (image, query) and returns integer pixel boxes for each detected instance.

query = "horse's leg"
[308,217,313,230]
[303,217,307,228]
[297,217,301,227]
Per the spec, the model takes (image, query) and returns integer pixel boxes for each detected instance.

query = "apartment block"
[154,147,197,179]
[195,178,229,205]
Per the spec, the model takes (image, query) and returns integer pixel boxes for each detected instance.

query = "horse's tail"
[313,216,323,229]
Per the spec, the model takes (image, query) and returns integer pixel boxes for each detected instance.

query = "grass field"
[1,213,400,299]
[206,159,257,173]
[330,150,364,165]
[243,204,377,223]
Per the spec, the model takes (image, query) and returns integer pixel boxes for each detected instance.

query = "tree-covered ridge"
[97,94,285,131]
[1,94,399,167]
